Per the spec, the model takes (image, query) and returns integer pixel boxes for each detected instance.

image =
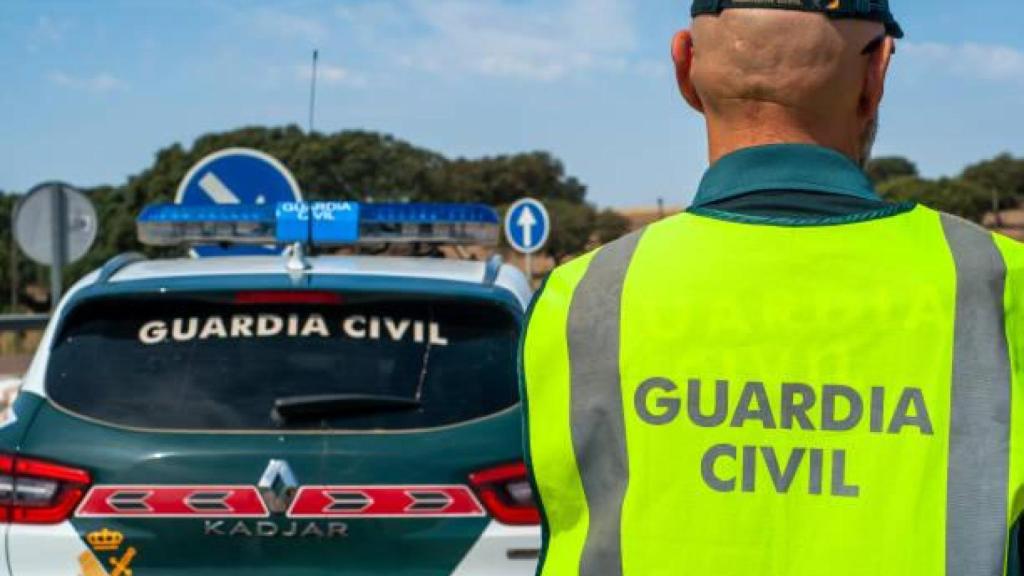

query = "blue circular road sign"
[504,198,550,255]
[176,148,303,257]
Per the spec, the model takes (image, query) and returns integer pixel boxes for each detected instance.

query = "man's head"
[672,3,900,166]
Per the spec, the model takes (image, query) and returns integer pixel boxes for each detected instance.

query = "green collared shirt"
[687,144,914,226]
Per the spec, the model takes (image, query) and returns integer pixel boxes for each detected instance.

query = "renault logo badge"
[258,459,299,514]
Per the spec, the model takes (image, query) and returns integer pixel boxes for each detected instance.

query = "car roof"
[103,254,531,305]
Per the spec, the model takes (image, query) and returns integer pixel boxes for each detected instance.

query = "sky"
[1,1,1023,208]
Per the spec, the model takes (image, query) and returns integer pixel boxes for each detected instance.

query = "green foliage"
[595,209,631,244]
[878,177,993,222]
[960,153,1024,210]
[2,126,611,299]
[865,157,918,185]
[542,200,599,264]
[442,153,586,206]
[19,124,1019,304]
[873,152,1024,224]
[123,126,588,207]
[0,191,46,313]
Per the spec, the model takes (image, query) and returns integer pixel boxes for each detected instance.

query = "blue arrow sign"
[504,198,550,255]
[175,148,303,257]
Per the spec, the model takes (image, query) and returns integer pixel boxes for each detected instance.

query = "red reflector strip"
[76,486,268,518]
[288,486,485,518]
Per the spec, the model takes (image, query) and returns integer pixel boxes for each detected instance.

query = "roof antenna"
[285,242,310,280]
[308,49,319,134]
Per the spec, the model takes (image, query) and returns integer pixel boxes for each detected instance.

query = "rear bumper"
[5,521,540,576]
[451,522,540,575]
[7,522,90,575]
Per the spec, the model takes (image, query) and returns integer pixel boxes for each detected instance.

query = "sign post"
[13,182,98,310]
[8,208,17,310]
[176,148,303,257]
[50,185,67,307]
[504,198,550,281]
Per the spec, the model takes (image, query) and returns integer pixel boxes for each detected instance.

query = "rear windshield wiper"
[273,394,421,421]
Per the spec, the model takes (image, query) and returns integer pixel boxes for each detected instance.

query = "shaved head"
[673,9,894,165]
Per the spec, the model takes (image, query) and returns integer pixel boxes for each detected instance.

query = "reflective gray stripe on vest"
[941,213,1011,576]
[567,231,645,576]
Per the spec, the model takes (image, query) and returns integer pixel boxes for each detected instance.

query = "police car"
[0,202,540,575]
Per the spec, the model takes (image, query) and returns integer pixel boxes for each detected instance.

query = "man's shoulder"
[551,228,652,288]
[922,207,1024,287]
[529,228,646,315]
[991,230,1024,277]
[534,251,598,312]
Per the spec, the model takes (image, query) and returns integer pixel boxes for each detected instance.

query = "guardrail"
[0,315,49,332]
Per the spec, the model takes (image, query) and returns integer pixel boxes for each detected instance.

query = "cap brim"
[885,19,904,39]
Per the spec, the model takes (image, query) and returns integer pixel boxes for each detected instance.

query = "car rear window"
[46,293,520,431]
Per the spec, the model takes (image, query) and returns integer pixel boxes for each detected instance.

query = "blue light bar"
[360,203,499,245]
[137,202,500,248]
[137,204,277,246]
[276,201,361,245]
[362,203,499,224]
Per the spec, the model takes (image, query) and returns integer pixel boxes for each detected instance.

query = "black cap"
[691,0,904,39]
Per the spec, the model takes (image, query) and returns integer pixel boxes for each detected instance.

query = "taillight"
[0,455,91,524]
[469,462,540,526]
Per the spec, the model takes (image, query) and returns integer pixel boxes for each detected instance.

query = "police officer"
[522,1,1024,575]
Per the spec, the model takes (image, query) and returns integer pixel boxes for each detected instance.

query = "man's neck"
[705,120,861,166]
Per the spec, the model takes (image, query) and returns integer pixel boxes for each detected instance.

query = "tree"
[1,126,606,300]
[865,157,918,185]
[960,153,1024,211]
[878,177,992,222]
[542,200,598,264]
[440,152,586,206]
[594,209,631,244]
[0,192,47,313]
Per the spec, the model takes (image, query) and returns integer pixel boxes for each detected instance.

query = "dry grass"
[0,331,42,356]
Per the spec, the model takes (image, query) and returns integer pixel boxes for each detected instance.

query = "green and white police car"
[0,202,540,575]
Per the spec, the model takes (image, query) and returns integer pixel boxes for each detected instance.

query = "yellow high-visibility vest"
[522,205,1024,576]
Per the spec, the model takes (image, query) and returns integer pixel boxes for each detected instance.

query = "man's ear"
[861,36,895,119]
[672,29,704,113]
